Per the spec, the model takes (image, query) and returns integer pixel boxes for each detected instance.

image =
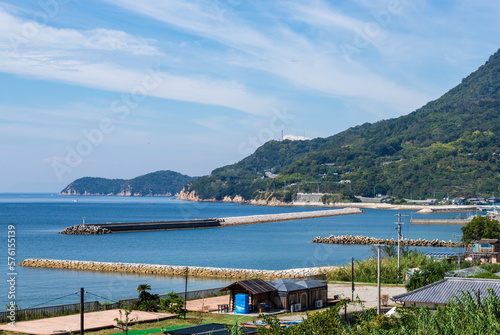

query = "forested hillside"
[61,170,193,196]
[185,49,500,201]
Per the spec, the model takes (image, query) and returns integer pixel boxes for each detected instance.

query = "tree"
[136,284,152,302]
[114,309,136,335]
[160,292,184,314]
[461,216,500,245]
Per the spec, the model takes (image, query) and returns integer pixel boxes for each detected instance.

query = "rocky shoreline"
[177,190,478,212]
[19,259,333,280]
[312,235,464,247]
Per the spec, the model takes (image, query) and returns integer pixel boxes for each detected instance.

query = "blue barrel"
[235,294,249,314]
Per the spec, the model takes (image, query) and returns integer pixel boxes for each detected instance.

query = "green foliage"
[479,263,500,273]
[138,300,159,312]
[321,192,359,204]
[248,289,500,335]
[188,49,500,200]
[159,292,185,314]
[461,216,500,245]
[325,250,428,284]
[133,284,160,311]
[114,308,136,335]
[405,259,466,291]
[61,170,193,196]
[469,272,500,279]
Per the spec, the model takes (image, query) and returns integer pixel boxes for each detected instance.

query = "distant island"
[60,170,194,196]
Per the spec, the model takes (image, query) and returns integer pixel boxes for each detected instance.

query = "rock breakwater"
[19,259,334,280]
[59,224,112,234]
[312,235,463,247]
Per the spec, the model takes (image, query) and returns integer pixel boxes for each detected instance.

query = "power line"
[25,292,78,309]
[85,291,118,303]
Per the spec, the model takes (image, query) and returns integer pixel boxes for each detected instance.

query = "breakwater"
[59,208,363,234]
[411,218,471,225]
[220,208,363,226]
[312,235,463,247]
[59,218,221,234]
[19,259,333,280]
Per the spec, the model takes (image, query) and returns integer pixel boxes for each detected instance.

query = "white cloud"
[0,7,280,116]
[0,8,161,55]
[101,0,431,115]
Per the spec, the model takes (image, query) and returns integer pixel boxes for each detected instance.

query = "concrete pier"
[220,208,363,226]
[410,218,471,225]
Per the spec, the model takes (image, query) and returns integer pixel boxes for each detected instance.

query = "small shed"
[221,279,277,313]
[221,278,328,313]
[269,278,328,311]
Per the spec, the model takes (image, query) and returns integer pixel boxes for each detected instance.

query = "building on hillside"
[391,277,500,309]
[487,196,500,204]
[464,239,500,264]
[221,278,328,313]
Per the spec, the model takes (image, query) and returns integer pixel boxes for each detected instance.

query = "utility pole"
[351,257,355,301]
[395,213,409,272]
[80,287,85,335]
[375,245,381,314]
[184,267,188,319]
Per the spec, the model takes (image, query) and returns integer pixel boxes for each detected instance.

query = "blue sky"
[0,0,498,192]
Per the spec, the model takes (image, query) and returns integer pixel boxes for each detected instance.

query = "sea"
[0,193,466,310]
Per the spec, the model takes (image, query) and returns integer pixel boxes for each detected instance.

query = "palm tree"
[136,284,152,302]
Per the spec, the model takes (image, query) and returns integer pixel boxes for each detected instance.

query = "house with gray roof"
[392,277,500,309]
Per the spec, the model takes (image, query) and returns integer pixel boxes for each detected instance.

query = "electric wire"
[25,292,78,309]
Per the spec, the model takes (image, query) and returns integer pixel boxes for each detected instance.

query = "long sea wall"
[19,259,334,280]
[220,208,363,226]
[312,235,464,247]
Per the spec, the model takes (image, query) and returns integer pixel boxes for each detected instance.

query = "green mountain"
[185,49,500,201]
[61,170,194,196]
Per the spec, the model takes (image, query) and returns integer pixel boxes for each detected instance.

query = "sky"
[0,0,499,192]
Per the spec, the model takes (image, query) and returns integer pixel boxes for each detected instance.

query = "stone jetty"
[58,208,363,234]
[312,235,463,247]
[220,208,363,226]
[19,259,333,280]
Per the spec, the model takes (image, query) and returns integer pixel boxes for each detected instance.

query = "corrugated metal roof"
[270,278,327,292]
[392,277,500,304]
[223,279,277,295]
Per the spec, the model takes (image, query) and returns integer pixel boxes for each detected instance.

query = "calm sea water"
[0,194,464,309]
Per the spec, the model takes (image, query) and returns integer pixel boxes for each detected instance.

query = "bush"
[160,292,185,314]
[469,272,500,279]
[479,263,500,273]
